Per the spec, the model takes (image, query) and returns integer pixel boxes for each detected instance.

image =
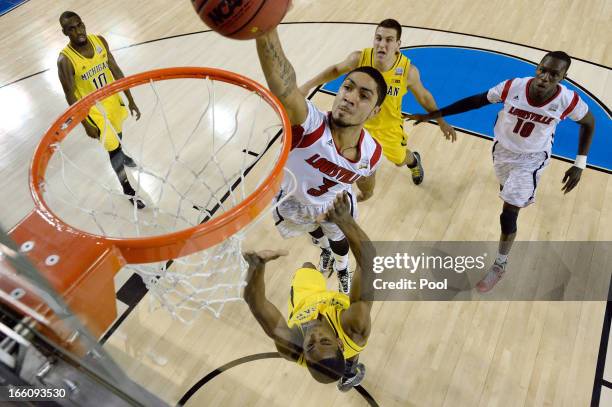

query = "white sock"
[333,252,349,271]
[496,253,508,264]
[317,236,330,249]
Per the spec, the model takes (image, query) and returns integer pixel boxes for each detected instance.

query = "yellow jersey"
[358,47,410,132]
[288,268,365,363]
[60,34,124,109]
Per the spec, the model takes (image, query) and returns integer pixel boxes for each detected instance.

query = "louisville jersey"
[358,48,409,132]
[60,34,124,107]
[285,100,382,206]
[487,77,589,154]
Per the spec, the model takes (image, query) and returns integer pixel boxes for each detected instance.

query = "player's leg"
[375,128,424,185]
[309,228,334,275]
[108,101,137,168]
[320,192,358,294]
[329,237,350,294]
[88,107,145,209]
[477,201,519,292]
[477,145,549,292]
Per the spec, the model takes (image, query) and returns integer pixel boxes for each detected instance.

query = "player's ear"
[369,105,381,120]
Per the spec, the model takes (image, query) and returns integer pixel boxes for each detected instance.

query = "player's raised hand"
[562,166,582,194]
[243,249,288,277]
[317,192,353,225]
[129,101,141,120]
[438,120,457,142]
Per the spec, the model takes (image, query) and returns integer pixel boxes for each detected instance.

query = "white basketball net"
[41,75,292,323]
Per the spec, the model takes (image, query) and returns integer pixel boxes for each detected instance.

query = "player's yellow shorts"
[366,126,408,165]
[85,97,128,152]
[288,267,327,315]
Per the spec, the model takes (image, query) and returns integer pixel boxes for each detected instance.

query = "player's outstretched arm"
[298,51,361,97]
[404,91,491,125]
[243,250,298,358]
[319,193,375,340]
[255,28,307,125]
[562,110,595,194]
[99,36,140,120]
[405,65,457,142]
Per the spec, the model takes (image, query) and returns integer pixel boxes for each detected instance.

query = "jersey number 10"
[92,72,108,90]
[512,118,535,138]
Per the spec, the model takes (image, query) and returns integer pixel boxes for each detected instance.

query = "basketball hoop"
[2,67,292,338]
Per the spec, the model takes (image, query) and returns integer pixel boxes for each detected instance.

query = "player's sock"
[495,253,508,265]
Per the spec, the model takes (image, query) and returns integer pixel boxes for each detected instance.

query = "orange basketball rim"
[1,67,291,342]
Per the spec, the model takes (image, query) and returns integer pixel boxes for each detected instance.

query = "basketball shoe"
[409,151,424,185]
[476,260,507,292]
[319,248,334,276]
[337,363,366,392]
[337,266,351,294]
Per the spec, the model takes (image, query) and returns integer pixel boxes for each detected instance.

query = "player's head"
[331,67,387,128]
[373,19,402,64]
[302,318,345,383]
[60,11,87,46]
[533,51,571,94]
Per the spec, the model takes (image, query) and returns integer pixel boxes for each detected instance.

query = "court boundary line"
[176,352,380,407]
[1,21,610,89]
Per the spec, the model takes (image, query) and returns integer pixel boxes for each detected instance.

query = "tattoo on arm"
[260,35,297,99]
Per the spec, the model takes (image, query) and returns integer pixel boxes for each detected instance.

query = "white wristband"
[574,155,587,169]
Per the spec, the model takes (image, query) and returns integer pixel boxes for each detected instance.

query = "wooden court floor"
[0,1,610,406]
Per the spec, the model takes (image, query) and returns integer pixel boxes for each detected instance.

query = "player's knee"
[329,238,349,256]
[499,209,518,235]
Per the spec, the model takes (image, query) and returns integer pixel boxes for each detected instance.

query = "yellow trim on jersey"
[288,268,366,366]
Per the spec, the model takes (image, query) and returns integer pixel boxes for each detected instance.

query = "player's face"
[533,57,568,95]
[62,17,88,46]
[302,323,342,363]
[331,72,381,127]
[373,27,400,64]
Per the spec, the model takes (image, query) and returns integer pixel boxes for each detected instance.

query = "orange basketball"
[192,0,291,40]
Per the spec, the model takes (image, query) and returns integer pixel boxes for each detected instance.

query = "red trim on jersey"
[370,139,382,169]
[291,122,326,150]
[333,129,365,163]
[501,79,513,102]
[525,79,562,107]
[560,91,579,120]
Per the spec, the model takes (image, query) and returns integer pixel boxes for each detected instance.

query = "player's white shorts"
[272,189,358,241]
[492,141,550,208]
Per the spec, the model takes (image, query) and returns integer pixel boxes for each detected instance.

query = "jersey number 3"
[512,118,535,138]
[307,177,338,197]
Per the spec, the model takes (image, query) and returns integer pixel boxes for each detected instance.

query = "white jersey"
[283,100,382,206]
[487,77,588,154]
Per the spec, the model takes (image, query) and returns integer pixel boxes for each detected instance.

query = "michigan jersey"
[487,77,589,154]
[358,47,410,132]
[288,267,366,362]
[61,34,127,151]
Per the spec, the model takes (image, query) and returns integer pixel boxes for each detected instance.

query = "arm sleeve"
[437,92,492,117]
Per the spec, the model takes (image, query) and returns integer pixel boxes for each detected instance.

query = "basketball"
[191,0,291,40]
